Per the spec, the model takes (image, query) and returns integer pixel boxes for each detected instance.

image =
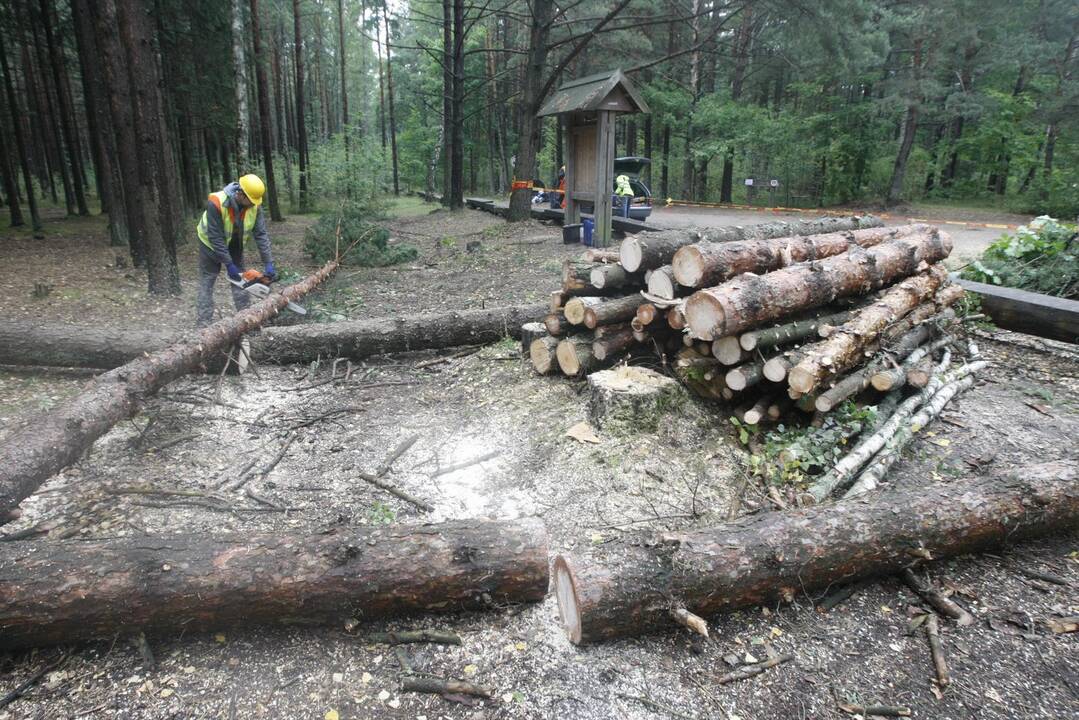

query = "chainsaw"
[228,269,307,315]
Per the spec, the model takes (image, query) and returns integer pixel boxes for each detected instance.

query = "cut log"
[561,260,596,293]
[906,358,934,388]
[787,265,948,394]
[619,215,884,272]
[636,303,658,326]
[667,304,686,330]
[563,297,605,325]
[549,291,565,313]
[530,336,560,375]
[871,335,956,392]
[520,323,547,355]
[553,461,1078,644]
[592,328,636,361]
[0,261,340,520]
[587,366,685,432]
[673,349,727,400]
[590,263,642,290]
[672,225,925,289]
[684,230,953,340]
[763,349,802,383]
[742,395,772,425]
[584,295,647,330]
[814,306,954,412]
[0,518,548,649]
[739,310,853,352]
[0,304,551,372]
[725,360,765,392]
[645,265,678,300]
[544,312,569,336]
[712,336,749,366]
[582,249,620,263]
[556,336,595,377]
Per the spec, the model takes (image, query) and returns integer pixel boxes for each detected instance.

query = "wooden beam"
[564,118,579,224]
[594,110,615,247]
[956,278,1079,344]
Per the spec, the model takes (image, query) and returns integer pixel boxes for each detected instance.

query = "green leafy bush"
[303,200,418,267]
[961,216,1078,299]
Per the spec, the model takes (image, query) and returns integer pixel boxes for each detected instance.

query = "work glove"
[264,262,276,281]
[226,262,242,281]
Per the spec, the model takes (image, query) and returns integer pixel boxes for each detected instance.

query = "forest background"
[0,0,1075,292]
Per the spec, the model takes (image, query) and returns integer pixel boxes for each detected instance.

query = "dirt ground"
[0,202,1076,720]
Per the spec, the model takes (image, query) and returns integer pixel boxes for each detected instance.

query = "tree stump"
[587,366,685,432]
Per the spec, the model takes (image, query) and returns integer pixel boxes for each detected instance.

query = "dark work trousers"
[195,234,249,328]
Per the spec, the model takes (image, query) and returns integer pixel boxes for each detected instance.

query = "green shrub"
[961,216,1078,299]
[303,200,418,267]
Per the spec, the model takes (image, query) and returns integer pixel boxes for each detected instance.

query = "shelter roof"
[537,69,649,117]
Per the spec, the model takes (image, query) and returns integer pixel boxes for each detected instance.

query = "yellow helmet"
[238,174,265,206]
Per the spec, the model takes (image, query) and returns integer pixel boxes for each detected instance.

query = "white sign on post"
[744,178,754,186]
[770,179,779,187]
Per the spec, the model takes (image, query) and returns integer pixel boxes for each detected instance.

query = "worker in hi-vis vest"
[615,173,634,218]
[194,174,275,327]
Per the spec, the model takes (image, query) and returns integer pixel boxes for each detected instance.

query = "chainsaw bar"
[228,278,307,315]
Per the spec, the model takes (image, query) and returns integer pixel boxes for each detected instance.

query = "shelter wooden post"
[538,70,648,248]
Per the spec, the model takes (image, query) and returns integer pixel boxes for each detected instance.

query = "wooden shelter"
[538,70,649,247]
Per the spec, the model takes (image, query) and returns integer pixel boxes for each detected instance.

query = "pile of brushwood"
[526,215,984,502]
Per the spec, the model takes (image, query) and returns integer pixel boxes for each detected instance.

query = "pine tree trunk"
[292,0,309,210]
[381,0,400,195]
[554,461,1078,644]
[0,519,548,650]
[249,0,282,220]
[507,0,551,222]
[90,0,147,268]
[336,0,349,179]
[29,15,76,215]
[0,30,40,231]
[231,0,250,163]
[886,39,923,207]
[448,0,464,208]
[40,0,89,215]
[113,0,181,294]
[0,111,23,226]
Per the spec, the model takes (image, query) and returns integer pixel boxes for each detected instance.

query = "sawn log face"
[555,461,1078,644]
[0,519,549,649]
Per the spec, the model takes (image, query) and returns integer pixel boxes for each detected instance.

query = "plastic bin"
[582,218,595,246]
[562,223,582,244]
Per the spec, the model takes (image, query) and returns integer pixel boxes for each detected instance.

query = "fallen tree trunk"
[672,225,925,289]
[553,461,1078,644]
[0,518,548,649]
[0,261,340,520]
[0,304,550,371]
[619,215,883,272]
[787,267,948,394]
[684,230,953,340]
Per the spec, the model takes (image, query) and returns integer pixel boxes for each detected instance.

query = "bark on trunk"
[739,310,853,352]
[554,461,1078,644]
[292,0,309,209]
[231,0,250,162]
[0,304,548,370]
[584,295,647,329]
[249,0,282,220]
[684,230,953,340]
[0,518,548,649]
[619,215,883,273]
[0,262,339,519]
[380,0,400,194]
[672,225,926,289]
[787,267,949,394]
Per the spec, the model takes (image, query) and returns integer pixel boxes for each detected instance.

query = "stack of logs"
[527,217,978,493]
